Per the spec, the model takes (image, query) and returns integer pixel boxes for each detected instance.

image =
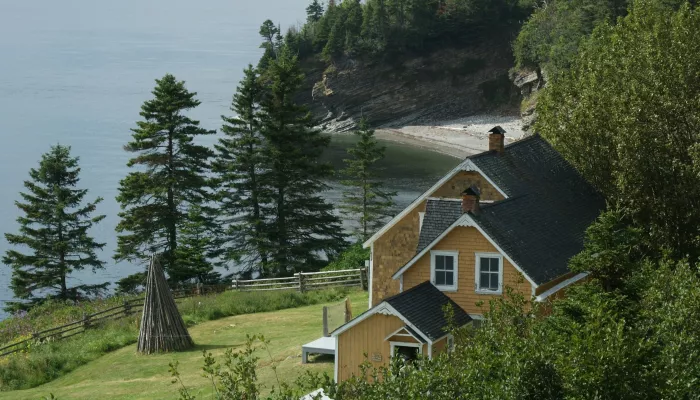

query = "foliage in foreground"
[0,288,350,391]
[170,335,322,400]
[537,0,700,261]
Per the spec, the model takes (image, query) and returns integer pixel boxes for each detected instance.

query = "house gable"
[370,168,505,306]
[401,226,534,315]
[336,312,411,382]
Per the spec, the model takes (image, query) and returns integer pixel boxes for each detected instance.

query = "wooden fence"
[233,268,367,293]
[0,268,367,358]
[0,298,144,357]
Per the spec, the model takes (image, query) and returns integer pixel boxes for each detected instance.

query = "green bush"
[323,243,369,271]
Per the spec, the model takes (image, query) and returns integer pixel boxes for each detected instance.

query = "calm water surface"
[0,0,459,319]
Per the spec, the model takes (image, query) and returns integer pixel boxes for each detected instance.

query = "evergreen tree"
[115,74,215,282]
[322,21,345,60]
[258,20,280,69]
[3,145,106,309]
[340,119,396,241]
[258,48,347,276]
[306,0,325,23]
[173,205,217,284]
[212,65,269,276]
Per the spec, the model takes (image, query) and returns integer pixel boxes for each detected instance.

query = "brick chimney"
[461,186,481,214]
[488,126,506,154]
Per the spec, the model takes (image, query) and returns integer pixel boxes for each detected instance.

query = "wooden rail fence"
[0,298,144,357]
[233,268,367,293]
[0,268,367,357]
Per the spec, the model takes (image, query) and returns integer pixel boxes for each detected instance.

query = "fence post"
[82,312,91,330]
[345,297,353,322]
[124,300,131,316]
[359,268,366,290]
[234,279,239,291]
[298,273,306,293]
[322,306,329,337]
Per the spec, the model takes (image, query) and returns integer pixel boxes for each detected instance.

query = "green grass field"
[0,291,368,400]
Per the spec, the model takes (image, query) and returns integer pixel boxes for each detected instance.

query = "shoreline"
[373,114,526,159]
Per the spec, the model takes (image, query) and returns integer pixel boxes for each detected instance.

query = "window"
[431,251,458,291]
[390,342,422,363]
[475,253,503,294]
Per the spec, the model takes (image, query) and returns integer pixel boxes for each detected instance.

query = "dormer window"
[475,253,503,294]
[431,251,458,291]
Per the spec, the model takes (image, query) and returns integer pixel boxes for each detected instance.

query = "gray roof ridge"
[466,133,542,161]
[475,194,530,210]
[383,280,434,304]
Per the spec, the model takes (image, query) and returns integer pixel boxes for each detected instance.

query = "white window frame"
[430,250,459,292]
[390,341,423,358]
[475,252,503,295]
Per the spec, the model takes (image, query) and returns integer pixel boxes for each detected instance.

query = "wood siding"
[402,226,534,315]
[337,314,426,382]
[431,171,506,200]
[371,171,504,306]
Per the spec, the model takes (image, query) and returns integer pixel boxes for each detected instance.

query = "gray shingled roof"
[399,134,604,286]
[467,135,605,284]
[416,199,463,253]
[384,281,472,341]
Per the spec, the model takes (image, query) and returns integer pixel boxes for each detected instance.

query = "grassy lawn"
[0,291,368,400]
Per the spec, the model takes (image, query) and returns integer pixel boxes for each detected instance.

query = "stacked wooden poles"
[137,254,194,354]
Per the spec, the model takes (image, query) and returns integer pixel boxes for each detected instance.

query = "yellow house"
[331,127,605,382]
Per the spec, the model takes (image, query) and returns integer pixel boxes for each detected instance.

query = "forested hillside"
[262,0,534,130]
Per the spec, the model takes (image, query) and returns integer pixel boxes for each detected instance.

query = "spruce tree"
[212,65,269,276]
[3,145,106,309]
[259,48,347,276]
[306,0,325,23]
[115,74,215,282]
[340,118,396,241]
[173,205,217,284]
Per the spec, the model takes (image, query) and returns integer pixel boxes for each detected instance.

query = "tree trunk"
[247,138,268,268]
[167,129,177,273]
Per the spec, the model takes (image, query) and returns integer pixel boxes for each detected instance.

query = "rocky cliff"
[297,39,520,132]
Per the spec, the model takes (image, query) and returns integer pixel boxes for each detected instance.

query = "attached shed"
[332,282,471,382]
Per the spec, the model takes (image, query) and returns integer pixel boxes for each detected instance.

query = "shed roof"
[384,281,472,341]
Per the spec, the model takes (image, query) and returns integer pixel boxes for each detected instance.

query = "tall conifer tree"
[212,65,269,275]
[173,205,217,284]
[3,145,106,309]
[115,74,215,282]
[340,118,396,241]
[259,48,346,276]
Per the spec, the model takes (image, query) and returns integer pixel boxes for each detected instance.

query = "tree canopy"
[536,0,700,260]
[115,74,215,283]
[3,145,106,310]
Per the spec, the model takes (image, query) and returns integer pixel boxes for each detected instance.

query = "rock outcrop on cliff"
[297,39,519,132]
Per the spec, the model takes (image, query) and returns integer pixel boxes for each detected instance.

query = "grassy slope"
[0,291,368,400]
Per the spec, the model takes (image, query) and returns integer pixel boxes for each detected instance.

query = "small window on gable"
[475,253,503,294]
[431,251,458,291]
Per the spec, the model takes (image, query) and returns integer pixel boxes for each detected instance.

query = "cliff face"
[298,39,519,132]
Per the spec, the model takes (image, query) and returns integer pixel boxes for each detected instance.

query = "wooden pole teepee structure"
[137,254,194,354]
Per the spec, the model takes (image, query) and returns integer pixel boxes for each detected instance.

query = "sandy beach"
[376,114,525,159]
